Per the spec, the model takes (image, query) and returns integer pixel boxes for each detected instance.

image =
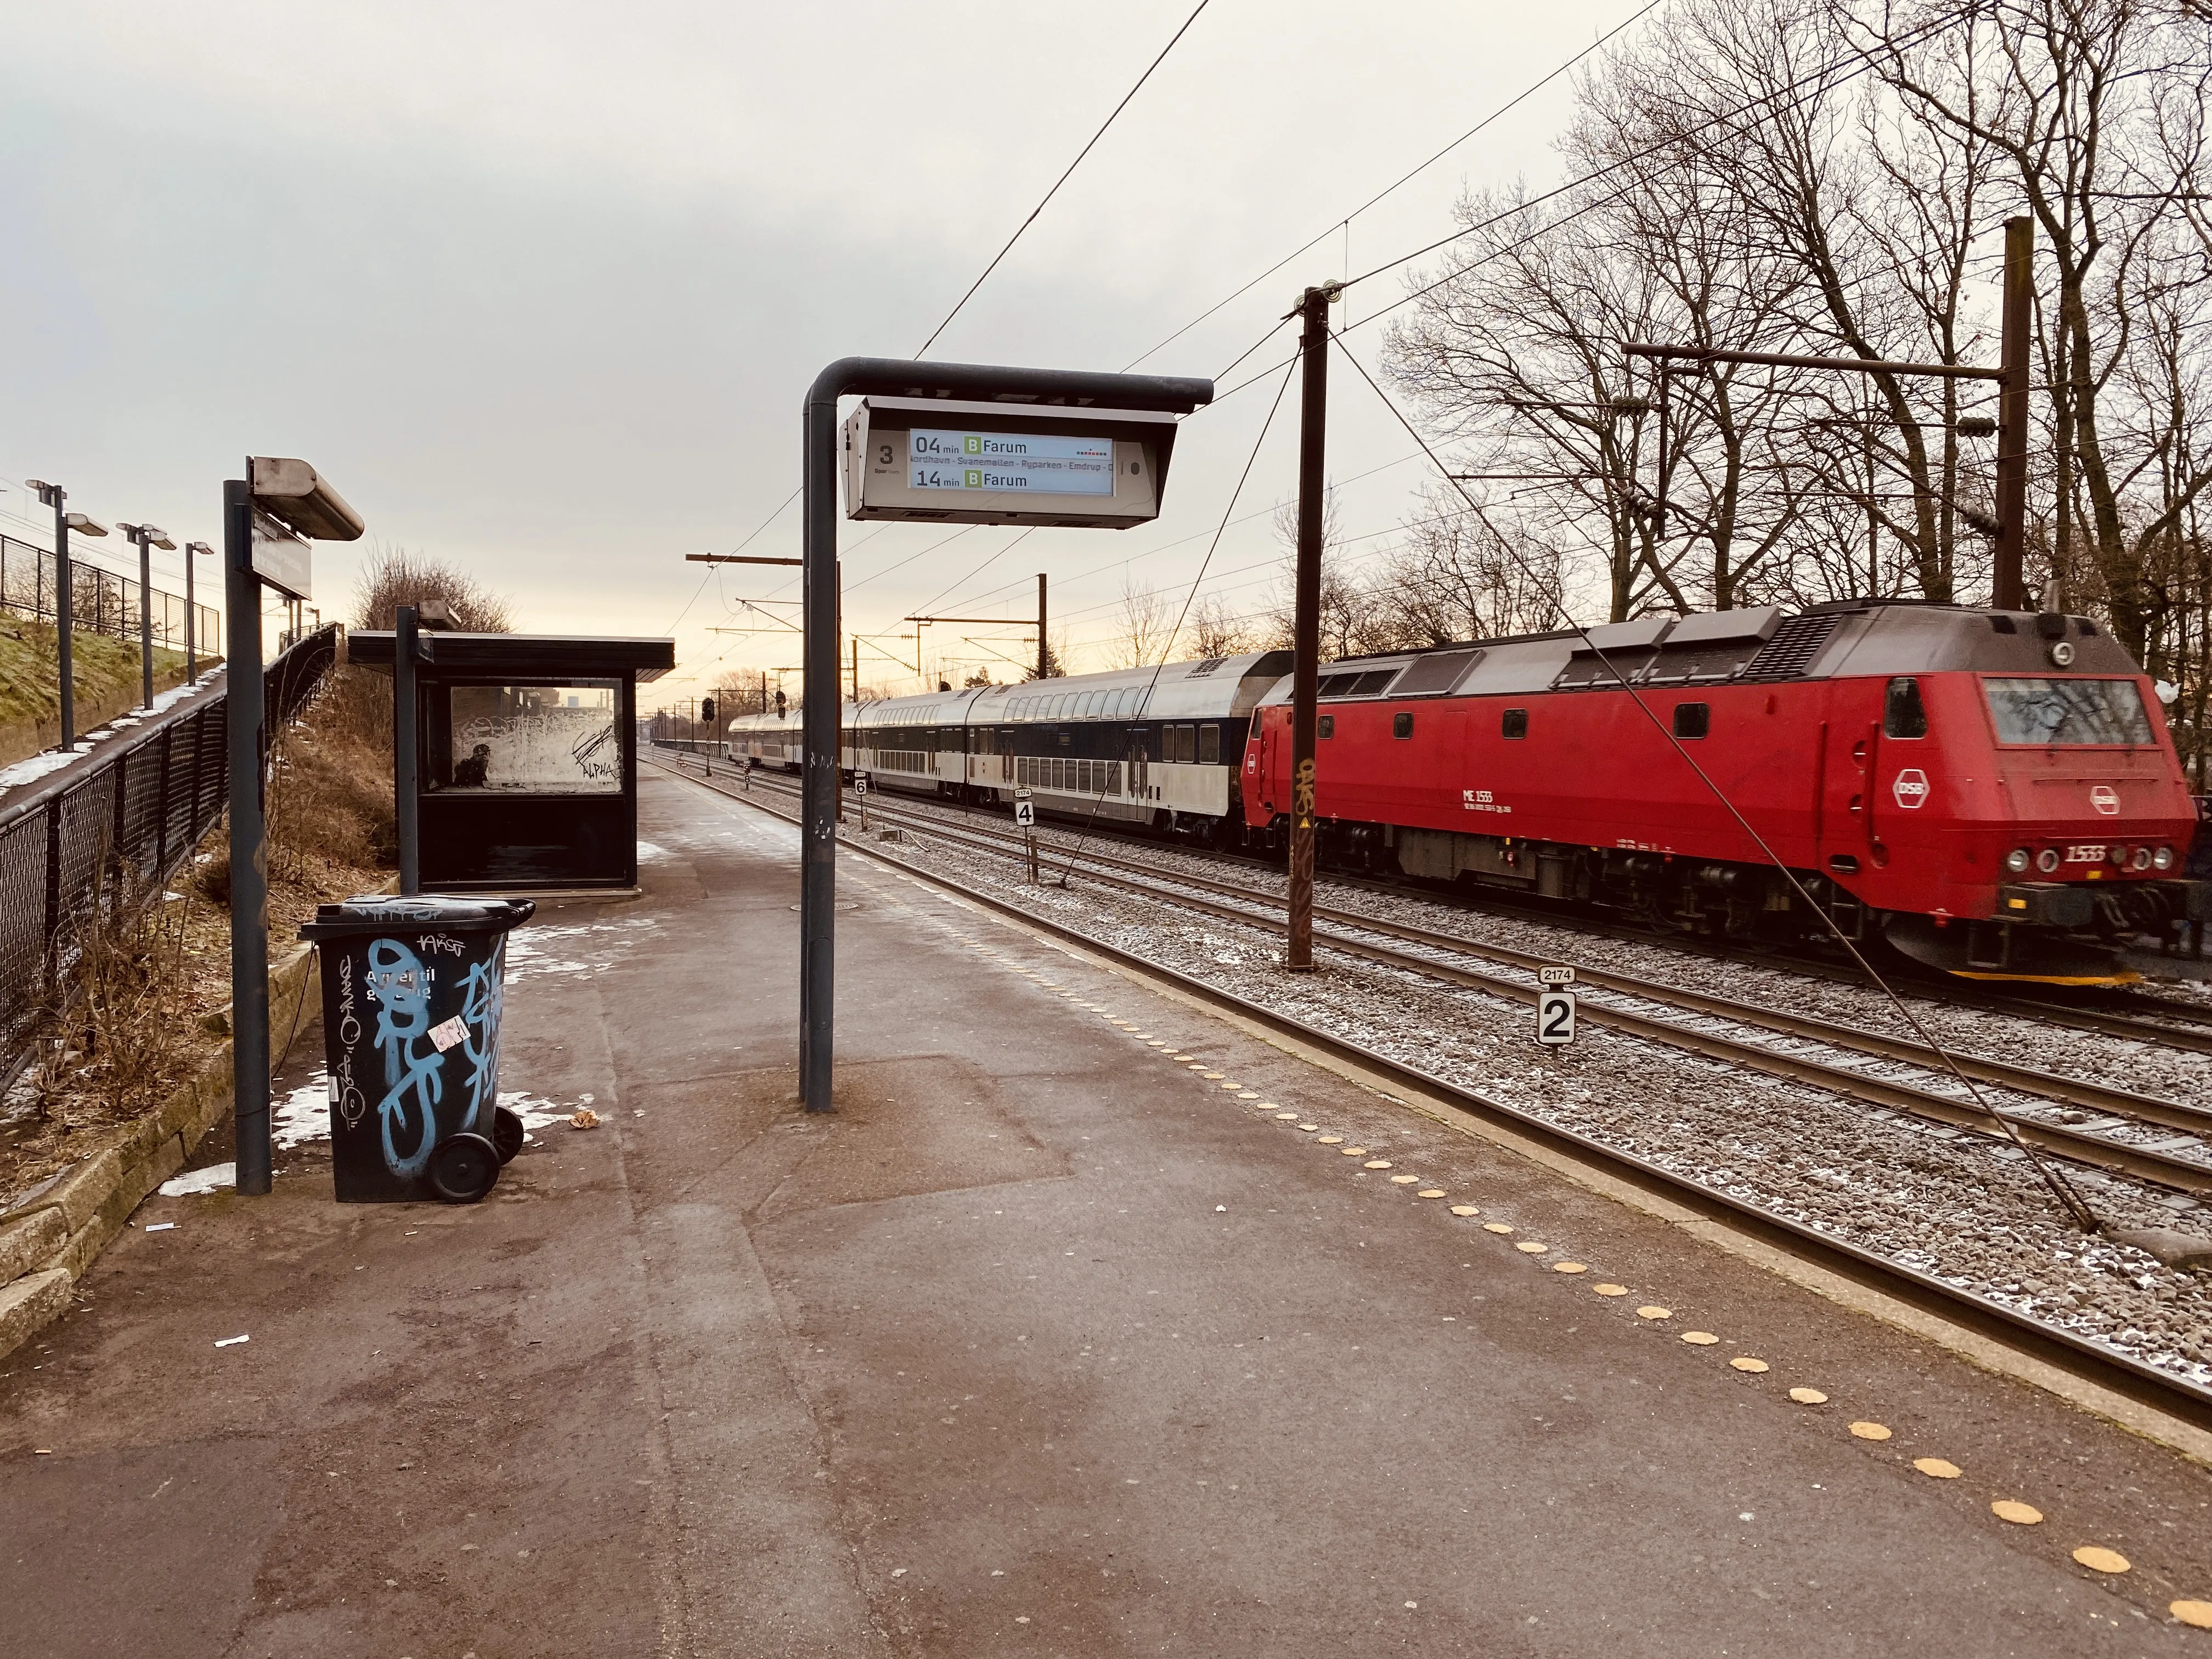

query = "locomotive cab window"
[1392,712,1414,740]
[1502,708,1528,740]
[1883,676,1928,738]
[1673,702,1710,740]
[1198,724,1221,764]
[1318,715,1334,740]
[1983,678,2153,746]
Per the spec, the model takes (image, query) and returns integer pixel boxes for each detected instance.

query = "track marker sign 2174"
[1536,988,1577,1047]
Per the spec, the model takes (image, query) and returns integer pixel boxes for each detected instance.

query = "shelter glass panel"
[444,681,622,793]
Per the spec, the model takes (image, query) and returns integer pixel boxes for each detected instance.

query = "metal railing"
[0,532,223,659]
[0,624,339,1075]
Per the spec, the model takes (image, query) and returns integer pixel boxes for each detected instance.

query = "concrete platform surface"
[3,769,2209,1657]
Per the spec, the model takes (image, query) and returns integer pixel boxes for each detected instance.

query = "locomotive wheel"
[427,1133,501,1204]
[491,1104,527,1164]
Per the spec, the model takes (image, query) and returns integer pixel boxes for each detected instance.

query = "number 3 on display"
[1536,989,1576,1047]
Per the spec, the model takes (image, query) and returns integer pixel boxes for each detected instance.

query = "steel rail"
[650,753,2212,1435]
[710,760,2212,1153]
[710,753,2212,1058]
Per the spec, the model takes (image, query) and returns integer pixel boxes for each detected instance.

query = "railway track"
[703,753,2212,1057]
[697,757,2212,1192]
[648,751,2212,1434]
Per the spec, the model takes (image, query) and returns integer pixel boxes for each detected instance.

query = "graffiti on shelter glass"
[362,934,505,1177]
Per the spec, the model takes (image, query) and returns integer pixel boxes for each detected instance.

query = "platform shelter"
[347,629,674,891]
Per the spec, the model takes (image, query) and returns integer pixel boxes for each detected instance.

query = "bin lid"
[299,894,534,939]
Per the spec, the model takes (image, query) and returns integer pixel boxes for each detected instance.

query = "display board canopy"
[347,631,675,681]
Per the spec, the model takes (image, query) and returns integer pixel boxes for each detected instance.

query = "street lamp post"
[183,541,212,680]
[119,522,177,710]
[24,481,110,748]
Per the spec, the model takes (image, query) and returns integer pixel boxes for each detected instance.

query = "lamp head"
[64,512,109,538]
[185,541,212,557]
[24,478,61,507]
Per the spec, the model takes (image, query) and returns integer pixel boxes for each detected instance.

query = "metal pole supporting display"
[225,456,364,1196]
[224,481,272,1194]
[798,358,1211,1113]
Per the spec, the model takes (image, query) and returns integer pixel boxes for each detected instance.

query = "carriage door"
[1000,729,1014,786]
[1128,731,1148,801]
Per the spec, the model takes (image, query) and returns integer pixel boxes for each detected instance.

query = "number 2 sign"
[1536,989,1577,1047]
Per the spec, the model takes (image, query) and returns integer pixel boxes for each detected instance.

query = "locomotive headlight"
[2131,845,2154,871]
[2155,845,2176,871]
[2005,847,2032,874]
[2035,847,2062,874]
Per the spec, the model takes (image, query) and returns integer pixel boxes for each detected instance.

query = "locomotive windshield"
[1982,677,2153,746]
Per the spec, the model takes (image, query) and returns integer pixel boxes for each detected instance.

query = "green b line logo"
[964,468,983,488]
[964,435,983,455]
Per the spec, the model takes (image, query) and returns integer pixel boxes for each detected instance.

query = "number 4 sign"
[1014,799,1036,828]
[1536,988,1577,1047]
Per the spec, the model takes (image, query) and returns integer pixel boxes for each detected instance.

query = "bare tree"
[1105,578,1175,669]
[1187,592,1251,658]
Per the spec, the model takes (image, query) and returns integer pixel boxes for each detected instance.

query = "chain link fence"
[0,624,340,1077]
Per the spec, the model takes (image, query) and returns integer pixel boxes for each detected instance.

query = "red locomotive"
[1240,600,2207,984]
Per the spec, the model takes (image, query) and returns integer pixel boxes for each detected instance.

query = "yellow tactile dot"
[1449,1205,1480,1217]
[1681,1331,1720,1346]
[1990,1500,2042,1525]
[1636,1305,1671,1319]
[1515,1241,1549,1254]
[1593,1284,1629,1297]
[1848,1421,1892,1442]
[2170,1600,2212,1629]
[1172,1054,1194,1060]
[1483,1223,1515,1235]
[1203,1071,1225,1079]
[1274,1112,1299,1121]
[1912,1458,1961,1480]
[1319,1136,1344,1145]
[1239,1092,1262,1101]
[1254,1102,1280,1111]
[1417,1189,1447,1199]
[1341,1147,1369,1157]
[2073,1546,2130,1575]
[1363,1160,1393,1171]
[1390,1173,1419,1185]
[1219,1082,1243,1091]
[1729,1357,1769,1373]
[1788,1387,1829,1405]
[1553,1262,1588,1274]
[1300,1125,1321,1133]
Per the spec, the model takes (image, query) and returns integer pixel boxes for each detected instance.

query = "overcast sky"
[0,0,1641,704]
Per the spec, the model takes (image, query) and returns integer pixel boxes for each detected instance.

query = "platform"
[2,768,2208,1655]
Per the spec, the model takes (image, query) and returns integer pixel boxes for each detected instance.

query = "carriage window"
[1502,708,1528,740]
[1318,715,1334,740]
[1178,724,1198,763]
[1883,676,1928,739]
[1673,702,1710,739]
[1199,724,1221,764]
[1392,712,1414,740]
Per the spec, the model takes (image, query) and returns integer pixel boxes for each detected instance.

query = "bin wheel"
[427,1133,501,1204]
[491,1105,526,1164]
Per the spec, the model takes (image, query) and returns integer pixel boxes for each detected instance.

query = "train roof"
[1251,600,2145,706]
[853,649,1294,726]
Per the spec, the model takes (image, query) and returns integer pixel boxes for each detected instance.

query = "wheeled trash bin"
[299,895,535,1204]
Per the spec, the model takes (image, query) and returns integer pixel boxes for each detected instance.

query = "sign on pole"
[854,771,870,797]
[1014,798,1036,828]
[1537,964,1576,986]
[1536,988,1577,1047]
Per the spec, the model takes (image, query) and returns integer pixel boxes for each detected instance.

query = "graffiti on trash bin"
[362,937,505,1178]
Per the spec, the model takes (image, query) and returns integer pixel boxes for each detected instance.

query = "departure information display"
[909,428,1115,496]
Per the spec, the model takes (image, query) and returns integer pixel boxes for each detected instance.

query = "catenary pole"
[1993,215,2033,612]
[1037,572,1048,680]
[1287,285,1334,972]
